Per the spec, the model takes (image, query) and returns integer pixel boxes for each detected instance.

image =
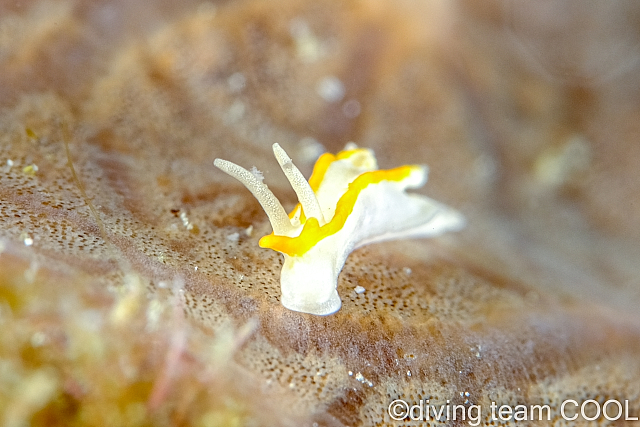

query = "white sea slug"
[214,143,465,315]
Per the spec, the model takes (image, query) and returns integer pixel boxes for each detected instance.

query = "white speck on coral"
[407,370,411,377]
[403,267,412,275]
[227,72,246,93]
[194,266,198,271]
[250,166,264,182]
[289,18,326,63]
[354,285,365,294]
[6,159,13,167]
[22,164,38,176]
[224,100,245,123]
[23,235,33,246]
[535,134,591,187]
[245,225,253,236]
[354,372,373,387]
[179,211,193,231]
[317,76,345,103]
[227,232,240,242]
[348,371,353,376]
[474,344,482,359]
[30,331,46,347]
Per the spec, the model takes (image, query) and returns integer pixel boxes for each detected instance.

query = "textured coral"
[1,0,640,426]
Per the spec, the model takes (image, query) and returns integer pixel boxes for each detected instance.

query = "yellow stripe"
[260,165,418,256]
[289,148,368,223]
[307,148,369,192]
[307,152,336,192]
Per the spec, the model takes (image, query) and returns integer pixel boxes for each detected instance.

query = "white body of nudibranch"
[214,143,465,315]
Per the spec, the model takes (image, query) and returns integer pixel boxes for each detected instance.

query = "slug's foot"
[281,289,342,316]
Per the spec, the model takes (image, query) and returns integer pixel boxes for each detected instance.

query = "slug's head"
[214,143,346,315]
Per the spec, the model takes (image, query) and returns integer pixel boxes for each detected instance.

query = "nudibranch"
[214,143,465,315]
